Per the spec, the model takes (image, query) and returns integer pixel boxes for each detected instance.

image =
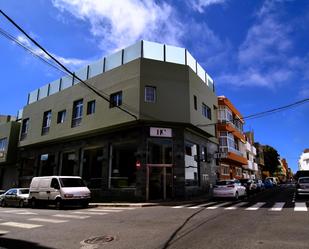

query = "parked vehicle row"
[0,176,91,209]
[213,178,278,200]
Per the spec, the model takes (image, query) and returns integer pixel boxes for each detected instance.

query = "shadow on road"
[0,236,56,249]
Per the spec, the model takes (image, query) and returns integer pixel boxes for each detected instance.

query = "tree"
[263,145,280,175]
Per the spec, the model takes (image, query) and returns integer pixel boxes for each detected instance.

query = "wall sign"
[150,127,172,138]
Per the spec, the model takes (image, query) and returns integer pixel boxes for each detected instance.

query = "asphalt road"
[0,184,308,249]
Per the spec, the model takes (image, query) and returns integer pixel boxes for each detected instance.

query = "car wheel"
[19,200,24,208]
[30,198,36,209]
[55,198,62,210]
[234,192,239,200]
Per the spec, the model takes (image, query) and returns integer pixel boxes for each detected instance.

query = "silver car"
[296,177,309,197]
[0,188,29,208]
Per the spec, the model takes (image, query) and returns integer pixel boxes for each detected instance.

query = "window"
[194,95,197,110]
[110,91,122,108]
[236,167,242,176]
[202,104,211,120]
[57,110,66,124]
[72,99,83,127]
[185,142,199,186]
[87,100,96,115]
[42,110,52,135]
[21,118,29,140]
[145,86,156,103]
[221,165,229,175]
[0,138,7,152]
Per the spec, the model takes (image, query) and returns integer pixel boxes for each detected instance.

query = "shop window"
[82,148,104,188]
[72,99,83,127]
[110,143,137,188]
[147,139,173,164]
[145,86,156,103]
[87,100,96,115]
[110,91,122,108]
[20,157,35,177]
[42,110,52,135]
[39,154,55,176]
[185,142,199,186]
[57,110,66,124]
[61,152,76,176]
[21,118,29,140]
[0,138,7,152]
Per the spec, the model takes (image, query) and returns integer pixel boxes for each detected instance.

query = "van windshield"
[59,178,86,187]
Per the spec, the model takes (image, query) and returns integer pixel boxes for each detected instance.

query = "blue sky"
[0,0,308,173]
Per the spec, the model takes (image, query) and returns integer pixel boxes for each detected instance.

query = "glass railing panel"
[186,50,196,73]
[105,50,122,72]
[17,109,23,120]
[196,62,206,82]
[38,84,49,100]
[207,74,214,91]
[60,75,73,90]
[88,59,104,78]
[165,45,185,65]
[28,89,39,104]
[49,79,61,95]
[123,41,141,64]
[143,41,164,61]
[73,66,88,85]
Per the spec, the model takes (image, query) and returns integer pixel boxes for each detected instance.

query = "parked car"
[28,176,91,209]
[0,188,29,208]
[264,179,274,189]
[239,179,257,195]
[265,177,278,186]
[296,177,309,197]
[254,179,265,191]
[213,180,246,200]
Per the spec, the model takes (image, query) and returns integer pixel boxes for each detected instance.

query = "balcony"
[219,147,248,165]
[252,146,257,155]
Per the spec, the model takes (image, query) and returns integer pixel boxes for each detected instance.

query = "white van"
[28,176,91,209]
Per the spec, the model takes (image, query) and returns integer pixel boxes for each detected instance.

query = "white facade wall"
[299,151,309,170]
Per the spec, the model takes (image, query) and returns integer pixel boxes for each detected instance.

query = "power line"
[0,9,138,120]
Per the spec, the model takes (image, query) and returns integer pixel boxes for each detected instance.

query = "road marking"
[16,212,38,215]
[294,202,308,212]
[245,202,266,211]
[188,202,217,209]
[53,214,90,219]
[0,222,43,229]
[73,211,107,216]
[29,218,68,224]
[171,204,192,209]
[206,202,231,210]
[86,209,123,213]
[269,202,285,211]
[0,230,9,234]
[225,202,248,210]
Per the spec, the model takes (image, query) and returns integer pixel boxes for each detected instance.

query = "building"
[217,96,247,180]
[0,115,20,189]
[11,40,219,201]
[254,142,265,179]
[243,131,258,179]
[299,149,309,171]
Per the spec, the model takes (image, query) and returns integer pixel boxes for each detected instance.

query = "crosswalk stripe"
[28,218,68,224]
[0,230,9,234]
[73,211,107,216]
[172,204,192,209]
[206,202,231,210]
[188,202,217,209]
[86,209,123,213]
[2,209,27,213]
[53,214,90,219]
[245,202,266,211]
[0,222,43,229]
[269,202,285,211]
[225,202,248,210]
[16,212,38,215]
[294,202,307,212]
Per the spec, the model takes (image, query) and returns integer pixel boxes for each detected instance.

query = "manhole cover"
[83,235,114,245]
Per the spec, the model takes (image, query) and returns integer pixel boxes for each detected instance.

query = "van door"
[49,178,61,201]
[38,178,51,200]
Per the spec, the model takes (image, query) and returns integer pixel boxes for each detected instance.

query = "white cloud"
[16,35,89,69]
[190,0,227,13]
[52,0,184,53]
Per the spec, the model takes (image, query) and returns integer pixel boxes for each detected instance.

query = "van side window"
[51,178,60,189]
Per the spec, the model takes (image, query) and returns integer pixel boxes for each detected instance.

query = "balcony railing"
[219,146,243,157]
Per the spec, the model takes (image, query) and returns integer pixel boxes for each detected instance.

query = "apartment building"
[14,41,218,201]
[217,96,247,180]
[0,115,20,189]
[244,131,258,179]
[254,142,265,179]
[299,149,309,171]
